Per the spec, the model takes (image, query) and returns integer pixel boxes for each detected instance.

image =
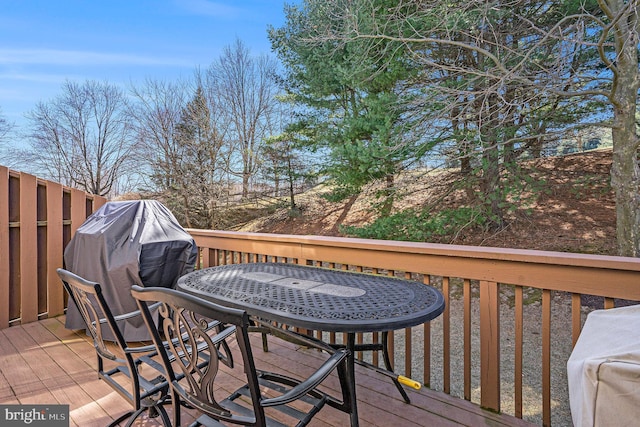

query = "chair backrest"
[58,268,174,426]
[131,285,266,426]
[57,268,128,361]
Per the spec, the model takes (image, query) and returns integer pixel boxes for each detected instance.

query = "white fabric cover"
[567,304,640,427]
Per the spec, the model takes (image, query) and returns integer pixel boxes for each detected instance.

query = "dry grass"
[238,149,616,255]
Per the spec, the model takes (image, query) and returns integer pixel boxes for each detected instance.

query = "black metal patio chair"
[131,285,351,427]
[58,268,173,426]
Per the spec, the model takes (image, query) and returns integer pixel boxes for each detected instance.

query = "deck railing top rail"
[188,229,640,299]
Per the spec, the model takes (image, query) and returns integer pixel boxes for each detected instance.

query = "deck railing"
[187,229,640,426]
[0,166,106,329]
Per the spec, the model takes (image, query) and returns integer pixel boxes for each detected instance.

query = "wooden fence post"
[46,181,64,316]
[19,172,38,324]
[0,167,9,329]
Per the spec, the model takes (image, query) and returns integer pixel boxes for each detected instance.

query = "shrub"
[340,206,486,242]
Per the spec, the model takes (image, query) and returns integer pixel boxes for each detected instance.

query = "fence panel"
[0,168,107,328]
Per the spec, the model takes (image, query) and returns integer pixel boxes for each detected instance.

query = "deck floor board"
[1,317,534,427]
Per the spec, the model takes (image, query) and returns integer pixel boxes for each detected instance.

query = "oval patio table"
[177,262,445,427]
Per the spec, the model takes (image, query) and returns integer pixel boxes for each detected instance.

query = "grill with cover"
[64,200,197,340]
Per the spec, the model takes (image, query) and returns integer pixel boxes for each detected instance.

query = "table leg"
[346,333,359,427]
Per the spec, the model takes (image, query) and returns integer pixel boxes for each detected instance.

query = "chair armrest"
[115,301,163,322]
[116,303,221,354]
[124,343,158,354]
[98,302,163,326]
[260,348,349,407]
[126,323,236,356]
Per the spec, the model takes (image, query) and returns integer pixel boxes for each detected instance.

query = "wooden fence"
[0,166,107,329]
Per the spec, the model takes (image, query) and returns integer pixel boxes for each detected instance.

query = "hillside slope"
[238,149,616,255]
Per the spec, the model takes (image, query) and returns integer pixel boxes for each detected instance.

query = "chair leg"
[118,403,171,427]
[156,402,172,426]
[108,411,135,427]
[146,403,171,427]
[123,408,146,427]
[381,331,411,404]
[111,393,171,427]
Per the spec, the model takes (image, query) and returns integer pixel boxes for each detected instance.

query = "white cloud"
[0,49,193,67]
[0,72,68,83]
[178,0,243,18]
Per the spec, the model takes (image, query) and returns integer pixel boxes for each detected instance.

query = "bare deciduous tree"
[26,80,134,196]
[128,78,188,193]
[206,38,279,198]
[129,77,234,229]
[0,107,12,147]
[0,107,22,170]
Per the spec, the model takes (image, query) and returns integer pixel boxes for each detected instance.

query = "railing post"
[480,280,500,412]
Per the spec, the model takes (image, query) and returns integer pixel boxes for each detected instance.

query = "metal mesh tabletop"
[178,263,445,333]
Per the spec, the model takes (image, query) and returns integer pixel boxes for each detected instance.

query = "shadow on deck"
[0,317,534,427]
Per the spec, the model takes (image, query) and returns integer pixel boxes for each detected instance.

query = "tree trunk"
[603,1,640,256]
[611,115,640,257]
[379,174,395,218]
[482,141,504,230]
[242,170,250,199]
[611,66,640,256]
[287,156,296,209]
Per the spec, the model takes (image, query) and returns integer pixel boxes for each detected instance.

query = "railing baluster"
[571,293,582,348]
[21,173,38,324]
[463,278,472,401]
[604,297,615,309]
[422,274,431,386]
[372,264,379,366]
[372,332,379,366]
[515,285,524,418]
[542,289,552,427]
[43,182,64,317]
[403,272,413,380]
[387,269,395,367]
[442,276,450,394]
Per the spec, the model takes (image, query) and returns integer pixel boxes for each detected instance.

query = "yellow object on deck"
[398,375,421,390]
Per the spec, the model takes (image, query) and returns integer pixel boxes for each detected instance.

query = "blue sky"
[0,0,292,131]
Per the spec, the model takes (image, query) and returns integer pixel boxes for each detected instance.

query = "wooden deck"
[0,316,534,427]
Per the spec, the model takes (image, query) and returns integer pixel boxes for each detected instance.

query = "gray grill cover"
[64,200,198,340]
